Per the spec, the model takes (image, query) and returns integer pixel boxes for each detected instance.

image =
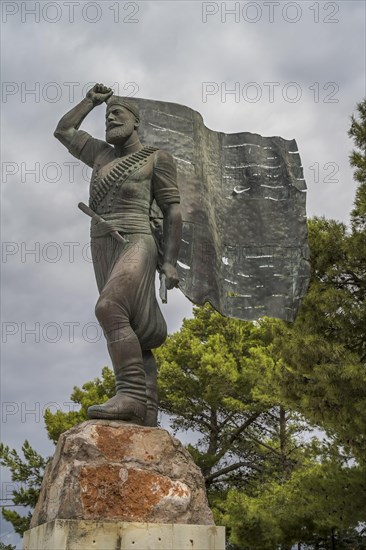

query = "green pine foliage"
[156,303,366,548]
[0,441,48,535]
[44,366,115,444]
[155,305,311,488]
[226,447,366,549]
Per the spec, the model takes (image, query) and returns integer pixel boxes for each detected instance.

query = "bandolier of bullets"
[89,146,158,212]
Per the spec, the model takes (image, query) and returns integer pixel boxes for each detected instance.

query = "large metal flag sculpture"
[135,98,310,322]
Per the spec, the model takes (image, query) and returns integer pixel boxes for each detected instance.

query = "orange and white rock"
[30,421,214,528]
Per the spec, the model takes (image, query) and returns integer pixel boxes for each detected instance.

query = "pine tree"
[349,98,366,233]
[155,305,311,492]
[0,442,48,535]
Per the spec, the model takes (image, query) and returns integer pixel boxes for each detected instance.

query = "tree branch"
[215,411,262,462]
[205,460,261,485]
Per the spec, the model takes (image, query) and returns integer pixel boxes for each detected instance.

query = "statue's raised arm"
[54,83,113,149]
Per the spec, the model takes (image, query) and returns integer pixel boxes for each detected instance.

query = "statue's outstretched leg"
[143,350,158,427]
[87,235,165,425]
[87,301,147,424]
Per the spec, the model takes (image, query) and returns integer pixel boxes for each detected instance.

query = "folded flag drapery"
[135,98,310,322]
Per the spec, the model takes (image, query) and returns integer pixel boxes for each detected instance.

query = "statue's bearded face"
[105,105,137,144]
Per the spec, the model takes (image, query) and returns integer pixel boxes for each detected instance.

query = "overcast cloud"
[1,1,365,546]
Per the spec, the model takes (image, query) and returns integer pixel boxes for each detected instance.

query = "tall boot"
[87,336,147,424]
[143,350,158,427]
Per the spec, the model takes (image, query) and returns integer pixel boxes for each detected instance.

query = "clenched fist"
[86,83,114,106]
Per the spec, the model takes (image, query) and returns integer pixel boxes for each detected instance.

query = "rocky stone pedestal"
[23,420,224,549]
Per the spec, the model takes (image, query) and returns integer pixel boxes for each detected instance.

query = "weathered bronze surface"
[54,85,310,425]
[54,85,182,426]
[134,98,310,323]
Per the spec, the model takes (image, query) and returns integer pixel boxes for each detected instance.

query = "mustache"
[106,122,124,130]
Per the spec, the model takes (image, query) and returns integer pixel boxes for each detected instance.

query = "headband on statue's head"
[107,95,140,123]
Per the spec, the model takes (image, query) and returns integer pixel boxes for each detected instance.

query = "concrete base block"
[23,519,225,550]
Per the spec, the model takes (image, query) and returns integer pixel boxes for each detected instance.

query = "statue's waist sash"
[90,212,151,238]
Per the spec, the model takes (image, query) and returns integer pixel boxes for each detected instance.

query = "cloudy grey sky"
[1,0,365,545]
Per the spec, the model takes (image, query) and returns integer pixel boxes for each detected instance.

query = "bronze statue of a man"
[54,83,182,427]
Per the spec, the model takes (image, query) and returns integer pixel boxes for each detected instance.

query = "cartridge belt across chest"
[89,146,158,212]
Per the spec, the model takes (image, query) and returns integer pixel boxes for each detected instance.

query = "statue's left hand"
[161,263,179,290]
